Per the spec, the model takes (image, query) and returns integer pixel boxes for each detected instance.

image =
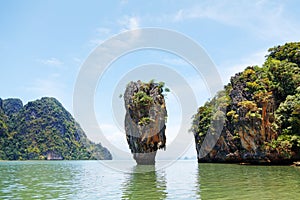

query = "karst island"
[191,42,300,165]
[123,80,169,165]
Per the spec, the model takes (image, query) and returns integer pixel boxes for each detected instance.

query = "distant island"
[0,97,112,160]
[191,42,300,164]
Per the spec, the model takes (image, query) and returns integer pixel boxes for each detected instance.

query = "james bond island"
[124,80,168,165]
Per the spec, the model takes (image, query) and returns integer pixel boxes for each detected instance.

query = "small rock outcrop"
[124,80,168,165]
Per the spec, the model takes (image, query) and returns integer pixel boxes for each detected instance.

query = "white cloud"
[88,27,111,48]
[171,0,300,41]
[88,15,141,49]
[219,49,267,84]
[172,2,232,23]
[36,57,63,66]
[88,27,110,48]
[128,17,139,30]
[119,16,140,31]
[23,77,71,112]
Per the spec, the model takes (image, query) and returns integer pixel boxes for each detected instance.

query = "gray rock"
[124,81,167,165]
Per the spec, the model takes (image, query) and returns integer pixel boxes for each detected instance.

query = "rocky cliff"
[124,80,168,164]
[0,97,112,160]
[192,42,300,164]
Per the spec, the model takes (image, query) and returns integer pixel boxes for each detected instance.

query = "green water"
[0,161,299,199]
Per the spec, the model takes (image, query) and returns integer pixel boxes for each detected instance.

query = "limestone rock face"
[195,73,279,164]
[193,64,300,164]
[192,41,300,165]
[124,81,167,165]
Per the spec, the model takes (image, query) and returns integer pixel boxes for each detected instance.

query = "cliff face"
[192,42,300,164]
[124,80,167,164]
[0,97,112,160]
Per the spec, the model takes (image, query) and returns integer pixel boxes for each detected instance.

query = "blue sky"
[1,0,300,159]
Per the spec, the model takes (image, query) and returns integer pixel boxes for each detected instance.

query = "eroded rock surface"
[192,42,300,164]
[124,80,167,165]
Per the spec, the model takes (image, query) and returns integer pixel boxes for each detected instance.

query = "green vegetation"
[191,89,230,143]
[0,97,112,160]
[191,42,300,159]
[274,92,300,148]
[138,117,154,126]
[133,91,154,107]
[131,80,169,126]
[268,42,300,66]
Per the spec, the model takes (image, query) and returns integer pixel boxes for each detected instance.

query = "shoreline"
[1,159,299,167]
[197,160,300,166]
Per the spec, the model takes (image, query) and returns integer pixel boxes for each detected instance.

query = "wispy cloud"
[219,49,267,84]
[36,57,63,66]
[88,27,111,47]
[119,16,140,31]
[170,0,300,41]
[170,1,228,23]
[23,75,71,112]
[88,16,140,48]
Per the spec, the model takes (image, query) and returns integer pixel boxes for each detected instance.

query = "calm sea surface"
[0,160,299,199]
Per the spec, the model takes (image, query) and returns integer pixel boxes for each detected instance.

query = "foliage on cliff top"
[131,80,169,126]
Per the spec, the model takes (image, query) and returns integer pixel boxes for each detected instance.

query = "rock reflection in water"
[122,165,167,199]
[197,163,300,200]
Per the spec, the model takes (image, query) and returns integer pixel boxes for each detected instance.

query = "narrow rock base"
[133,152,157,165]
